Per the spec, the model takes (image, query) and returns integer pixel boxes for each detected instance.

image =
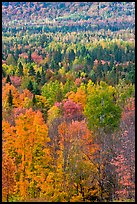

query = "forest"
[2,2,135,202]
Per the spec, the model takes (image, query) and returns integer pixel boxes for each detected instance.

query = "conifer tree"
[40,67,46,85]
[7,90,13,107]
[18,61,24,76]
[28,65,36,76]
[6,75,11,84]
[27,80,33,92]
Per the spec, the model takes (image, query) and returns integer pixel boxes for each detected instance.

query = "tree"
[2,109,51,201]
[35,71,41,84]
[28,50,32,63]
[18,61,24,76]
[41,80,62,106]
[110,98,135,201]
[47,105,61,125]
[85,80,122,133]
[28,65,36,76]
[66,49,75,63]
[7,90,13,107]
[6,54,17,66]
[58,120,100,202]
[63,99,83,121]
[66,87,87,109]
[32,81,40,95]
[2,68,6,78]
[6,75,11,84]
[32,94,36,105]
[2,154,16,202]
[40,67,46,85]
[84,80,122,201]
[27,80,33,92]
[2,83,20,109]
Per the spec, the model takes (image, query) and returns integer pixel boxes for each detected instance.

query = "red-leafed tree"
[63,99,83,121]
[110,97,135,201]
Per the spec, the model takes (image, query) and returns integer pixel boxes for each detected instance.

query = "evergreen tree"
[6,75,11,84]
[32,94,36,105]
[27,80,33,92]
[33,82,40,95]
[40,67,46,85]
[2,68,6,78]
[28,50,32,63]
[35,71,41,84]
[67,49,75,63]
[43,63,48,70]
[8,90,13,107]
[28,65,36,76]
[18,61,24,76]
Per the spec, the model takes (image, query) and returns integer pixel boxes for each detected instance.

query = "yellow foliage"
[47,105,60,124]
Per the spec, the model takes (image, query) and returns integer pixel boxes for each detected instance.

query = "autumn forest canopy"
[2,2,135,202]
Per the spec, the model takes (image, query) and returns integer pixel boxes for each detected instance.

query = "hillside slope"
[2,2,135,32]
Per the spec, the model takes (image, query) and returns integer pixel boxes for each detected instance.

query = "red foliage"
[19,52,28,59]
[111,98,135,200]
[10,76,21,87]
[31,51,43,64]
[63,99,83,120]
[74,78,82,86]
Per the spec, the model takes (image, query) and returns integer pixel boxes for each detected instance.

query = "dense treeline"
[2,32,135,85]
[2,2,135,202]
[2,2,135,33]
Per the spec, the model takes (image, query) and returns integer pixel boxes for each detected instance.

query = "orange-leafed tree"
[66,87,87,109]
[58,120,100,202]
[2,108,51,201]
[2,83,21,109]
[2,153,16,202]
[14,109,51,200]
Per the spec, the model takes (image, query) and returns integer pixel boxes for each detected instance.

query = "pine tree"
[6,75,11,84]
[7,90,13,107]
[32,94,36,105]
[2,69,6,78]
[18,61,24,76]
[33,82,40,95]
[28,50,32,63]
[40,67,46,85]
[35,71,41,84]
[28,65,36,76]
[27,80,33,92]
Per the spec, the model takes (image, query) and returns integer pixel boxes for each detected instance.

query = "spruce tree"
[8,90,13,107]
[32,94,36,105]
[18,61,24,76]
[27,80,33,92]
[28,65,36,76]
[6,75,11,84]
[2,69,6,78]
[28,50,32,63]
[40,67,46,85]
[35,71,41,84]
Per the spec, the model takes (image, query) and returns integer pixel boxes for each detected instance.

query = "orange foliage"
[2,83,21,109]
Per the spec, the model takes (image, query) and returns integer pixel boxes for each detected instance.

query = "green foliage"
[18,61,24,76]
[28,65,36,76]
[27,80,33,92]
[115,79,135,108]
[6,54,17,66]
[85,81,122,133]
[41,80,63,106]
[2,2,135,202]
